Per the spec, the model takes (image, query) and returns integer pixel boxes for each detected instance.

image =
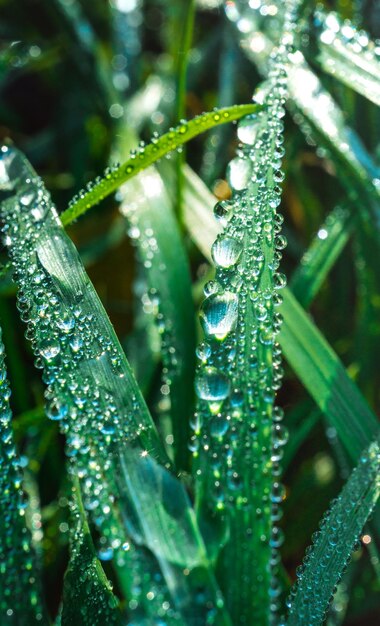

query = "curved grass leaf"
[0,145,230,626]
[62,104,262,226]
[0,328,48,625]
[118,167,196,471]
[290,206,353,308]
[286,435,380,626]
[61,479,123,626]
[316,10,380,107]
[179,165,379,465]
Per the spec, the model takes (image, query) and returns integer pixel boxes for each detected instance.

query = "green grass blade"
[0,145,230,626]
[279,288,379,462]
[119,167,196,471]
[61,104,262,226]
[179,166,379,465]
[114,445,232,626]
[61,479,123,626]
[290,206,353,308]
[316,10,380,107]
[0,328,48,625]
[187,12,295,616]
[286,436,380,626]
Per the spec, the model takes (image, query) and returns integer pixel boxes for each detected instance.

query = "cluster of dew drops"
[0,330,44,622]
[283,438,380,626]
[0,146,152,564]
[316,9,380,59]
[191,51,289,533]
[0,146,224,625]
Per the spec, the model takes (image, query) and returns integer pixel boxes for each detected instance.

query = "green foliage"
[0,1,380,626]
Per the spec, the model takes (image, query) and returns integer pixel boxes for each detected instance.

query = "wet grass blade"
[316,10,380,107]
[61,104,262,226]
[290,206,353,309]
[61,479,123,626]
[119,167,196,470]
[0,327,48,625]
[286,436,380,626]
[187,8,296,614]
[179,166,379,465]
[0,145,230,626]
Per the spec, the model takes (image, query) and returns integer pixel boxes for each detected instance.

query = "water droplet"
[227,157,252,191]
[195,367,231,413]
[212,236,243,268]
[200,291,239,340]
[213,200,234,226]
[237,114,260,145]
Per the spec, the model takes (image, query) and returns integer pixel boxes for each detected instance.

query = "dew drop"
[200,291,239,340]
[237,114,260,145]
[213,199,234,227]
[227,157,252,191]
[212,236,243,268]
[195,367,231,413]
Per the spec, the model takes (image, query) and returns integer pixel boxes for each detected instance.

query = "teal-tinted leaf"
[61,480,123,626]
[114,446,232,625]
[0,327,48,625]
[286,436,380,626]
[316,10,380,107]
[0,145,230,626]
[119,167,196,470]
[290,206,353,308]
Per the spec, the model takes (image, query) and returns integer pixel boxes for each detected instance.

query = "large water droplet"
[237,114,260,145]
[200,291,239,340]
[227,157,252,191]
[195,367,231,413]
[212,236,243,268]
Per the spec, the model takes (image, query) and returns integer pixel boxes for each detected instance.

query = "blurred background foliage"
[0,0,380,622]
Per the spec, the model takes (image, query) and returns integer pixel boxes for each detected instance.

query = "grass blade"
[0,145,230,626]
[286,436,380,626]
[179,166,379,465]
[119,167,196,470]
[0,327,48,625]
[62,104,262,225]
[316,10,380,107]
[61,479,123,626]
[188,4,297,615]
[279,288,379,462]
[290,206,353,308]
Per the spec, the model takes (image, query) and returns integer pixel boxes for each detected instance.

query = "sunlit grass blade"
[186,4,298,616]
[235,16,380,211]
[290,206,353,308]
[61,479,123,626]
[179,166,379,465]
[279,288,378,462]
[0,145,230,626]
[118,167,196,470]
[286,436,380,626]
[0,327,48,625]
[316,10,380,107]
[61,104,262,226]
